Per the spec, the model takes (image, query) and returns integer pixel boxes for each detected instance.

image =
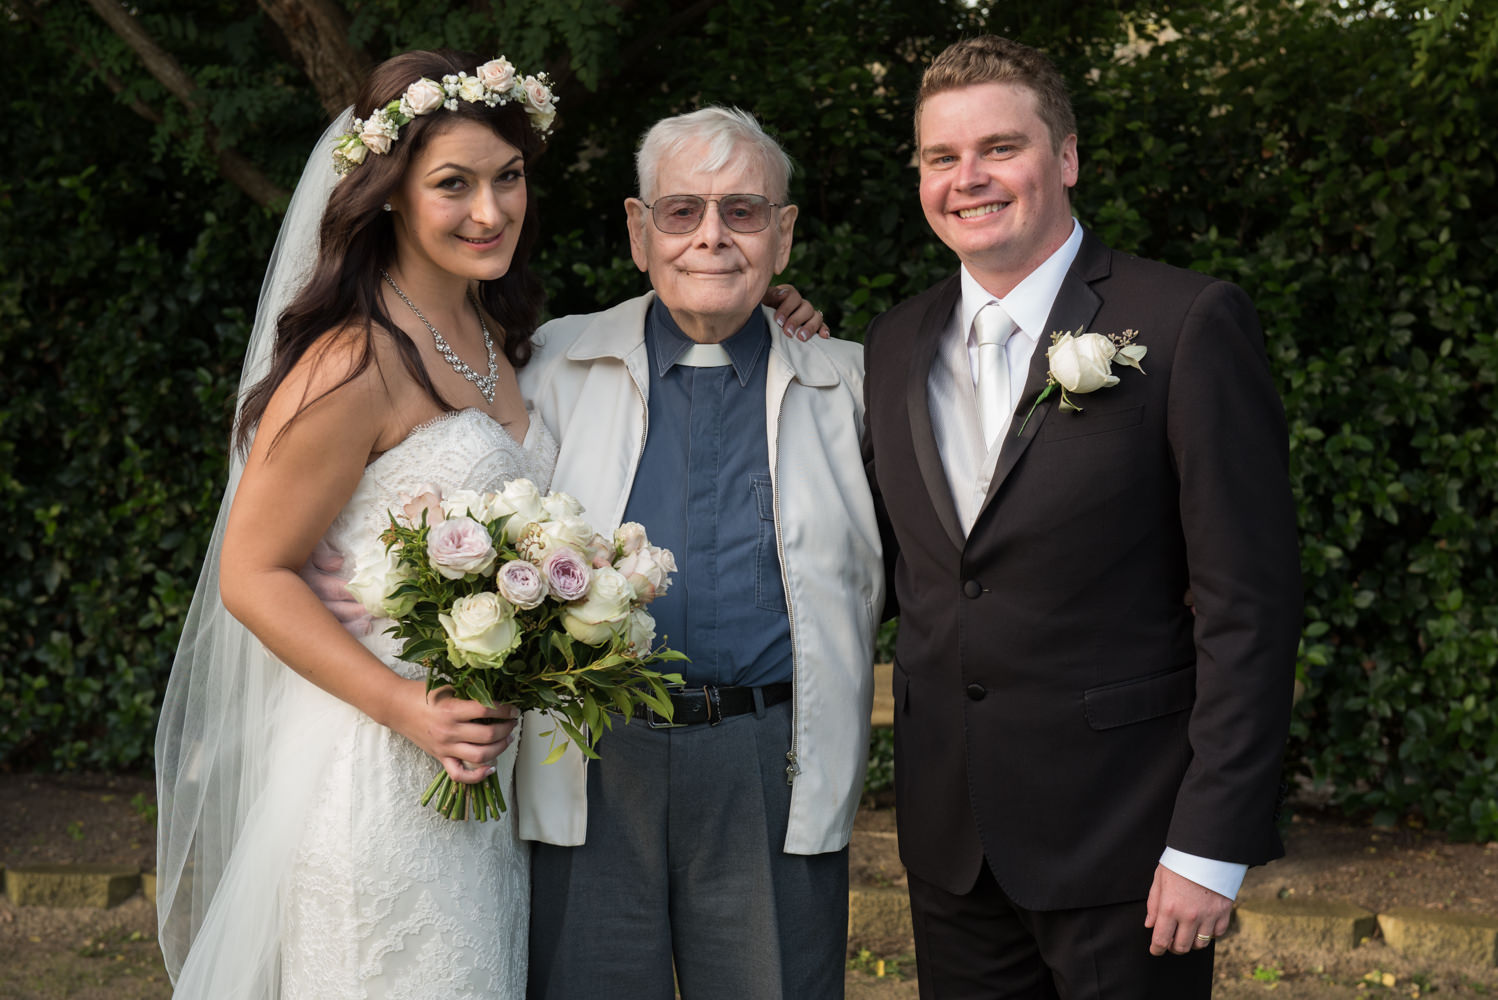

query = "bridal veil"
[155,109,354,998]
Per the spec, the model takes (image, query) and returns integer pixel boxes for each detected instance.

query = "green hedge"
[5,1,1498,840]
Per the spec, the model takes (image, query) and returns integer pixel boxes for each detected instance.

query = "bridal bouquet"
[348,478,686,821]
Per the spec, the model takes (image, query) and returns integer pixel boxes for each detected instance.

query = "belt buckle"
[647,685,688,729]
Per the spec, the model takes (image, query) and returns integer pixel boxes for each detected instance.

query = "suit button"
[966,683,986,701]
[963,580,982,598]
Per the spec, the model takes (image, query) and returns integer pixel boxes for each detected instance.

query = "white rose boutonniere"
[1017,327,1147,435]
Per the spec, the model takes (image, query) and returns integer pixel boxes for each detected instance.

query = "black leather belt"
[646,682,792,728]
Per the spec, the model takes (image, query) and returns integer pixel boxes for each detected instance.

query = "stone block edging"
[4,863,141,909]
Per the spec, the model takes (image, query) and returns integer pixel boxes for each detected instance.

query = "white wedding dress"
[277,408,557,999]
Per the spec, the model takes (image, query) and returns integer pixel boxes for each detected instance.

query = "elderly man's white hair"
[635,106,794,203]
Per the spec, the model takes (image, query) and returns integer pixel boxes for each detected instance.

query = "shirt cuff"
[1159,848,1248,900]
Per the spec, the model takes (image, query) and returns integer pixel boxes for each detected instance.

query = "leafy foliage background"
[3,0,1496,837]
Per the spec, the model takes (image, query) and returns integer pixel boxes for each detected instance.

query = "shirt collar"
[646,300,767,387]
[959,218,1084,350]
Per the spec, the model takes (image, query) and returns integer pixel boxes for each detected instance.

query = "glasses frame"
[641,193,784,235]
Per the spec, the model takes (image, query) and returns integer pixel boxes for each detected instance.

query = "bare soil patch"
[3,774,1497,997]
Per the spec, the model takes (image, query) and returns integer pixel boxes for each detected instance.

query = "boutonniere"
[1016,328,1147,435]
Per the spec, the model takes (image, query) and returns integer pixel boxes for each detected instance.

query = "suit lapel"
[904,277,967,551]
[981,233,1111,511]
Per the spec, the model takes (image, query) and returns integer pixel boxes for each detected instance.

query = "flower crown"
[333,57,557,175]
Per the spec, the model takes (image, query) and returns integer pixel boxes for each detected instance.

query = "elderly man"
[516,106,883,1000]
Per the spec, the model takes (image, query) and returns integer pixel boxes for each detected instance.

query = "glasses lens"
[654,196,705,234]
[719,195,771,233]
[651,195,774,234]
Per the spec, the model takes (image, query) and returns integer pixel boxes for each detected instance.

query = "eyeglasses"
[642,194,782,235]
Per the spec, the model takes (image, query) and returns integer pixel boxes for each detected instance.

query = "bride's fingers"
[440,755,496,784]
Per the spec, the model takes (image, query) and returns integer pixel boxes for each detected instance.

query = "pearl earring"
[382,202,392,212]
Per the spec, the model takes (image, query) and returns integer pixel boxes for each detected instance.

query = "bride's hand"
[764,284,829,341]
[387,681,520,784]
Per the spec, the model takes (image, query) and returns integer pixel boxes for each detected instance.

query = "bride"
[155,49,557,999]
[155,48,823,998]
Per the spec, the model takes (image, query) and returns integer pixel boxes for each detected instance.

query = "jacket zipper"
[770,377,801,786]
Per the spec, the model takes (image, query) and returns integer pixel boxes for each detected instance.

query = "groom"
[861,36,1302,997]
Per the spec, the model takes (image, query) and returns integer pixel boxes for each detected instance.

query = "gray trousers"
[528,697,848,999]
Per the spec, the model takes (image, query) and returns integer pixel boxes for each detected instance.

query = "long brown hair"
[235,49,548,455]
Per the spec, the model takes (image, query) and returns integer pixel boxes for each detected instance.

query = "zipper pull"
[785,750,801,785]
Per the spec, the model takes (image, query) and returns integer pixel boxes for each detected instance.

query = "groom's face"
[917,81,1078,297]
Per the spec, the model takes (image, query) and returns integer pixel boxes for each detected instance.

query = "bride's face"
[386,119,528,285]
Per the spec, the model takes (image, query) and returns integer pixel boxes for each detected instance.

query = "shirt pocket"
[752,473,787,614]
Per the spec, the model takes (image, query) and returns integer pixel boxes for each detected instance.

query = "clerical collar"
[646,300,767,386]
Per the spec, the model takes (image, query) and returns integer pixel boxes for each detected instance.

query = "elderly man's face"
[626,143,797,343]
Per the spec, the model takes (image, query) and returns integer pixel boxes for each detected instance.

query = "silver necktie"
[974,303,1017,448]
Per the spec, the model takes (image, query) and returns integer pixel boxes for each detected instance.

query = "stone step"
[1379,905,1498,967]
[4,863,141,908]
[1233,895,1378,952]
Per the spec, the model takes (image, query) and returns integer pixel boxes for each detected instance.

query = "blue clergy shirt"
[621,300,794,688]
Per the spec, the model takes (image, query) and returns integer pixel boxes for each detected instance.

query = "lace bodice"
[327,407,558,557]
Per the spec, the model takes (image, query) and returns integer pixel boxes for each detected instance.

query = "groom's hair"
[915,35,1077,152]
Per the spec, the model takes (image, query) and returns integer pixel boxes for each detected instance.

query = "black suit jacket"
[863,229,1302,910]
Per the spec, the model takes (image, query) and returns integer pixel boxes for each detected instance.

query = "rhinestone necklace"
[380,269,499,404]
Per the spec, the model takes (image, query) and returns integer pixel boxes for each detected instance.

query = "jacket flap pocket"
[1041,403,1144,442]
[1084,665,1195,730]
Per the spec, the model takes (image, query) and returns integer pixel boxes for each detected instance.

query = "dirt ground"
[2,773,1497,998]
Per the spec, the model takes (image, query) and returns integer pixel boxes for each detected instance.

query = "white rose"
[561,567,634,646]
[477,58,516,93]
[440,592,520,667]
[440,489,488,520]
[338,139,368,166]
[522,75,555,113]
[585,533,615,568]
[518,516,593,564]
[541,491,584,520]
[427,516,498,579]
[491,478,545,541]
[346,539,416,618]
[622,608,657,657]
[457,74,486,102]
[528,106,557,134]
[614,522,648,556]
[404,77,445,115]
[615,544,677,603]
[1048,332,1119,394]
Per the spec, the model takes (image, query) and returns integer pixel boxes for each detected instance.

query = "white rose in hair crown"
[1017,327,1147,435]
[350,478,685,821]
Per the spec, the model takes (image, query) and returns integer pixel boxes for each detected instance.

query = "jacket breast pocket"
[1083,664,1195,730]
[752,474,787,613]
[1040,403,1144,443]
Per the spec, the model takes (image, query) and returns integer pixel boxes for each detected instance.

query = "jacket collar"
[563,290,840,389]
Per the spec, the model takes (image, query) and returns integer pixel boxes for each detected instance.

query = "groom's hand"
[1144,864,1232,956]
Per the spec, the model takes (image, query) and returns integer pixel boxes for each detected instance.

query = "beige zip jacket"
[513,292,884,855]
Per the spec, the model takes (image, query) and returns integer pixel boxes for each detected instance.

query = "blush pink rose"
[427,516,497,580]
[496,559,546,610]
[542,548,591,601]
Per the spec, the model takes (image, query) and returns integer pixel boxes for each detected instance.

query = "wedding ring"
[1195,933,1213,943]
